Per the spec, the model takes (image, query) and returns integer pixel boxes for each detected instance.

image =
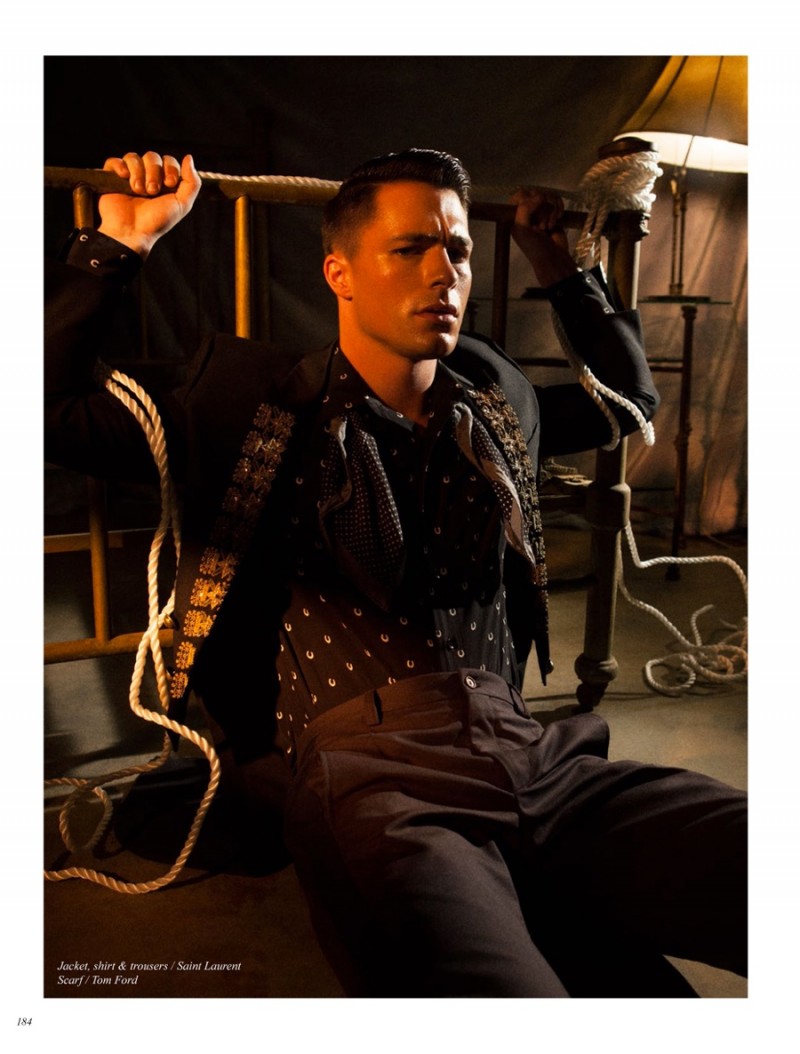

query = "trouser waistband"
[295,668,530,760]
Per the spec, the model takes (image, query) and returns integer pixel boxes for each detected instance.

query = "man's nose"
[427,246,459,287]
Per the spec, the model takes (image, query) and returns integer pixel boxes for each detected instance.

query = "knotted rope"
[44,370,221,894]
[572,148,662,269]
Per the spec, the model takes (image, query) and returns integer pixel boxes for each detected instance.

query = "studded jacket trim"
[467,382,550,680]
[169,402,295,702]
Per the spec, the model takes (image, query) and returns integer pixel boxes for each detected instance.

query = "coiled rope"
[44,370,221,894]
[618,523,748,696]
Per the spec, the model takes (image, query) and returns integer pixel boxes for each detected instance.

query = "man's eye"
[394,246,422,256]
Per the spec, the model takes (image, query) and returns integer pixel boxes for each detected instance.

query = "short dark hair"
[321,148,472,256]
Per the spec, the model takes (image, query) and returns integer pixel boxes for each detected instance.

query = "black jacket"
[45,257,658,762]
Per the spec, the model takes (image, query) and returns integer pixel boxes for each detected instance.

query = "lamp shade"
[617,56,748,173]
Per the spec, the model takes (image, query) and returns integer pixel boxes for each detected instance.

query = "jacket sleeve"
[534,266,660,458]
[44,235,186,483]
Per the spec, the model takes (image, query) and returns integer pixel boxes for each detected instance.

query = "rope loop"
[44,369,221,894]
[619,523,748,697]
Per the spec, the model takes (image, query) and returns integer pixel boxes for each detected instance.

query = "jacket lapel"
[169,401,296,705]
[169,342,339,707]
[466,381,551,683]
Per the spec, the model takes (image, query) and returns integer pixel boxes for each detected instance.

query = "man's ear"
[323,253,353,301]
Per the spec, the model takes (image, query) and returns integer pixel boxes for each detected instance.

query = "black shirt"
[272,347,519,760]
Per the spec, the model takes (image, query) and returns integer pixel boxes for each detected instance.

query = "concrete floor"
[42,519,748,1000]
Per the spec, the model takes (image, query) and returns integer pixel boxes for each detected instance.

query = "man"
[45,147,746,997]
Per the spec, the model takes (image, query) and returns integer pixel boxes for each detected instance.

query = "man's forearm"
[546,265,659,423]
[44,238,158,481]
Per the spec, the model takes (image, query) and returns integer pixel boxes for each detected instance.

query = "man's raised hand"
[98,151,201,259]
[510,187,578,288]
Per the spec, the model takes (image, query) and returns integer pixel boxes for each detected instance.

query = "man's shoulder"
[448,332,538,438]
[448,332,529,391]
[177,334,334,411]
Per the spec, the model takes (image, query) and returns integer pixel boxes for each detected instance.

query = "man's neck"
[338,341,438,428]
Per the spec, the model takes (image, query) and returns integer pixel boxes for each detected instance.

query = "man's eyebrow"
[390,232,473,248]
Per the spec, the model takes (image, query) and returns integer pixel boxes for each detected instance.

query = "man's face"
[330,180,473,363]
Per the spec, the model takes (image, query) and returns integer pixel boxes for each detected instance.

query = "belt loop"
[365,689,383,727]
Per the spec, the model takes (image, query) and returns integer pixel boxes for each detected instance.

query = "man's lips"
[417,303,459,319]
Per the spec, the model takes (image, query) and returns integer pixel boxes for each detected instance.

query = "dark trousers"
[284,670,746,997]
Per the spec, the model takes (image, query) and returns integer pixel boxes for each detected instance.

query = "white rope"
[579,363,655,449]
[572,150,662,269]
[551,308,656,453]
[44,369,221,894]
[199,170,341,191]
[558,146,746,700]
[618,523,748,697]
[197,171,576,203]
[549,147,663,453]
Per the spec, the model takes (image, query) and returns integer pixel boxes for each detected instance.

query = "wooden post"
[574,209,646,708]
[235,194,252,338]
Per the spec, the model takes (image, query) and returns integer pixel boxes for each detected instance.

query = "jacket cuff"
[545,264,620,318]
[62,228,142,285]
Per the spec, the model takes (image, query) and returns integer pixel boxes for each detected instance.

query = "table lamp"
[616,56,748,294]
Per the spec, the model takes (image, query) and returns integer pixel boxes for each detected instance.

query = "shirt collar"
[318,346,372,422]
[319,345,471,435]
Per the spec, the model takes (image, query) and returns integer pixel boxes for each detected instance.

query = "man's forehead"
[370,181,470,233]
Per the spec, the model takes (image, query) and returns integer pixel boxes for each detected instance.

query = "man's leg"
[287,773,569,997]
[284,674,570,997]
[516,715,747,979]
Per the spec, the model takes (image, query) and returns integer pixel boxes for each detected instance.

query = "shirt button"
[465,675,477,689]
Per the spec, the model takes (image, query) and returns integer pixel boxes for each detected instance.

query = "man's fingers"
[511,187,565,230]
[176,154,202,209]
[106,151,168,196]
[102,155,134,183]
[101,151,198,204]
[118,152,147,194]
[163,154,181,189]
[141,150,165,195]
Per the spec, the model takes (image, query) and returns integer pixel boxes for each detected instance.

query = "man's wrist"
[97,224,155,259]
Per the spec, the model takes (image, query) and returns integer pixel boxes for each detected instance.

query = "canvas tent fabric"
[44,55,747,536]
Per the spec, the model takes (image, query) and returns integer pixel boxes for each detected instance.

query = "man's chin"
[415,333,460,361]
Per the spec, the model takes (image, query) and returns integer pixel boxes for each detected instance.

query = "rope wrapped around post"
[572,137,662,269]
